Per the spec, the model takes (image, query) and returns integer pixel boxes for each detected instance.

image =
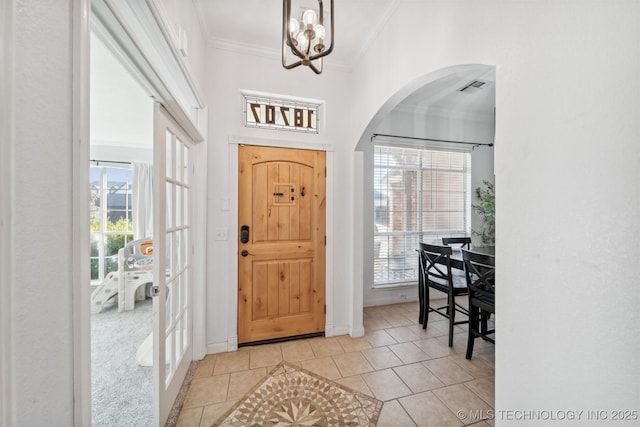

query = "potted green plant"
[472,180,495,245]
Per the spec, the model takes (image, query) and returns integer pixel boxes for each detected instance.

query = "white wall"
[349,1,640,424]
[89,143,152,165]
[204,47,357,351]
[1,0,15,424]
[469,146,494,245]
[157,0,207,100]
[376,107,495,147]
[90,32,154,154]
[4,0,208,424]
[11,0,76,424]
[6,1,639,424]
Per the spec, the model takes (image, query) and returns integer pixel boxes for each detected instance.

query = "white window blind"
[373,145,471,286]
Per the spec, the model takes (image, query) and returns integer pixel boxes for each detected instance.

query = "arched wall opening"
[351,64,496,330]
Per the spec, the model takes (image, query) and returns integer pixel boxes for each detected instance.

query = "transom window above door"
[242,91,321,134]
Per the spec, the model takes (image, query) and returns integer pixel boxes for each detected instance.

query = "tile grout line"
[177,301,493,426]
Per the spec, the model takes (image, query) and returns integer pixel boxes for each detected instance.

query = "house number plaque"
[243,94,319,134]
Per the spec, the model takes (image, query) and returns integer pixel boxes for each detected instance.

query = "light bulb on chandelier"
[282,0,334,74]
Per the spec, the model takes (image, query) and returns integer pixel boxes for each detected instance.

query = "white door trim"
[223,135,336,353]
[190,108,208,361]
[92,0,205,142]
[72,0,91,425]
[1,0,16,424]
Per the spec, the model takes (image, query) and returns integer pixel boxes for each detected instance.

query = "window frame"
[373,144,472,287]
[90,164,134,284]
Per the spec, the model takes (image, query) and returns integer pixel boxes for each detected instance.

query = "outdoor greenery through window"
[374,145,471,286]
[90,165,134,282]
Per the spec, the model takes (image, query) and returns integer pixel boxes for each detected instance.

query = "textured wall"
[1,0,15,424]
[8,1,640,424]
[204,47,355,349]
[156,0,207,99]
[14,0,75,424]
[350,1,640,424]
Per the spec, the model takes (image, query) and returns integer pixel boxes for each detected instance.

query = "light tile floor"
[175,300,495,427]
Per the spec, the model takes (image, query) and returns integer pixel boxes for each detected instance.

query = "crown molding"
[192,0,211,41]
[350,0,400,66]
[195,0,404,74]
[207,37,352,73]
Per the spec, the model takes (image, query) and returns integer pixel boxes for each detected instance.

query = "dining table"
[449,245,495,270]
[417,244,495,326]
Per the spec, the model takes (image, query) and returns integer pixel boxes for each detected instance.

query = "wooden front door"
[238,145,326,344]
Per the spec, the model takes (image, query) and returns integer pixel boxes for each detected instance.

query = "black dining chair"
[418,243,469,347]
[442,237,472,270]
[462,249,495,360]
[442,237,472,250]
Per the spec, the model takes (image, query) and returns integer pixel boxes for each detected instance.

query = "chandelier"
[282,0,334,74]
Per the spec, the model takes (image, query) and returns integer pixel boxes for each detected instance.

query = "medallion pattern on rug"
[213,361,383,426]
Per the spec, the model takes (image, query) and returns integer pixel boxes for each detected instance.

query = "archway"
[351,64,496,332]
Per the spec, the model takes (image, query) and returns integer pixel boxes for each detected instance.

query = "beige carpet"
[213,361,383,426]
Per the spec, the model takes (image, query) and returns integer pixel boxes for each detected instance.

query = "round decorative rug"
[213,361,383,426]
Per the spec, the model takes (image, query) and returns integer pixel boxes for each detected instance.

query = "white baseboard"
[364,294,419,308]
[205,335,239,355]
[227,335,238,352]
[349,325,365,338]
[324,323,334,337]
[331,325,350,337]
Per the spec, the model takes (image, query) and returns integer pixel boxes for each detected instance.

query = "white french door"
[153,103,193,426]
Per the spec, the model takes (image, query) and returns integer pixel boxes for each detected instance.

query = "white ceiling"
[90,32,153,149]
[194,0,495,120]
[90,1,495,149]
[398,67,496,119]
[194,0,400,70]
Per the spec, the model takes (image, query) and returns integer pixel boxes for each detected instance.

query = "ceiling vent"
[458,80,487,93]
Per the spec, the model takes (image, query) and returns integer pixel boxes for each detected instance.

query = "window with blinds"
[373,145,471,286]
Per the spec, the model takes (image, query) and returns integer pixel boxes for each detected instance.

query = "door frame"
[75,2,207,425]
[225,135,335,352]
[1,0,16,424]
[73,0,92,424]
